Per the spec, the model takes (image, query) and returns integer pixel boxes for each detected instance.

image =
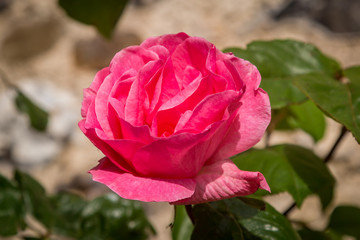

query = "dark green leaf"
[294,71,360,143]
[0,173,16,189]
[191,198,300,240]
[232,144,335,208]
[80,193,155,240]
[224,40,342,109]
[0,174,26,236]
[58,0,129,38]
[172,205,193,240]
[327,205,360,239]
[274,101,326,142]
[298,228,332,240]
[51,192,88,238]
[191,204,247,240]
[240,202,300,240]
[15,90,48,131]
[14,170,59,229]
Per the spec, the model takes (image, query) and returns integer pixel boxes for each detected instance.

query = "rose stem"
[185,205,195,225]
[282,126,348,217]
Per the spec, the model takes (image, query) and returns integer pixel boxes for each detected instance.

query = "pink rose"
[79,32,271,204]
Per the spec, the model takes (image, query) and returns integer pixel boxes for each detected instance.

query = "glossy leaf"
[172,205,193,240]
[327,205,360,239]
[192,197,300,240]
[273,101,326,142]
[224,40,342,109]
[294,71,360,143]
[58,0,129,38]
[14,90,48,131]
[14,170,60,229]
[232,144,335,208]
[0,174,26,236]
[298,228,332,240]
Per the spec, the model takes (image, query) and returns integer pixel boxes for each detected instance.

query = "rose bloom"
[79,32,271,204]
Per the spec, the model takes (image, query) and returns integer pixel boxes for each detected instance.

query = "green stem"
[185,205,195,225]
[324,126,348,163]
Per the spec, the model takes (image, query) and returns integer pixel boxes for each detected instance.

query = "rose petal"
[90,157,196,202]
[125,60,163,126]
[227,55,261,91]
[213,61,271,160]
[78,119,134,173]
[108,77,135,120]
[181,90,240,132]
[84,97,101,130]
[216,53,244,91]
[109,101,155,144]
[215,59,240,91]
[152,75,215,136]
[179,65,201,89]
[145,58,180,125]
[110,46,159,79]
[171,159,270,205]
[131,121,224,179]
[141,32,189,54]
[148,45,170,60]
[172,36,213,78]
[81,67,109,118]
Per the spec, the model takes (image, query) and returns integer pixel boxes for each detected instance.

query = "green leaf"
[14,90,48,131]
[191,197,300,240]
[294,70,360,143]
[259,78,307,109]
[172,206,193,240]
[51,192,88,238]
[80,193,155,240]
[298,228,332,240]
[0,174,26,236]
[14,170,60,229]
[58,0,129,38]
[327,205,360,239]
[273,101,326,142]
[224,40,342,109]
[232,144,335,208]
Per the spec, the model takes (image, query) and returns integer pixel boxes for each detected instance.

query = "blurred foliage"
[0,69,48,132]
[58,0,129,38]
[0,171,155,239]
[14,90,49,131]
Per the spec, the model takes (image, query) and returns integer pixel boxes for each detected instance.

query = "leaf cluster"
[0,171,155,240]
[171,39,360,240]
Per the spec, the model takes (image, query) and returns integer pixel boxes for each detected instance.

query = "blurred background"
[0,0,360,239]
